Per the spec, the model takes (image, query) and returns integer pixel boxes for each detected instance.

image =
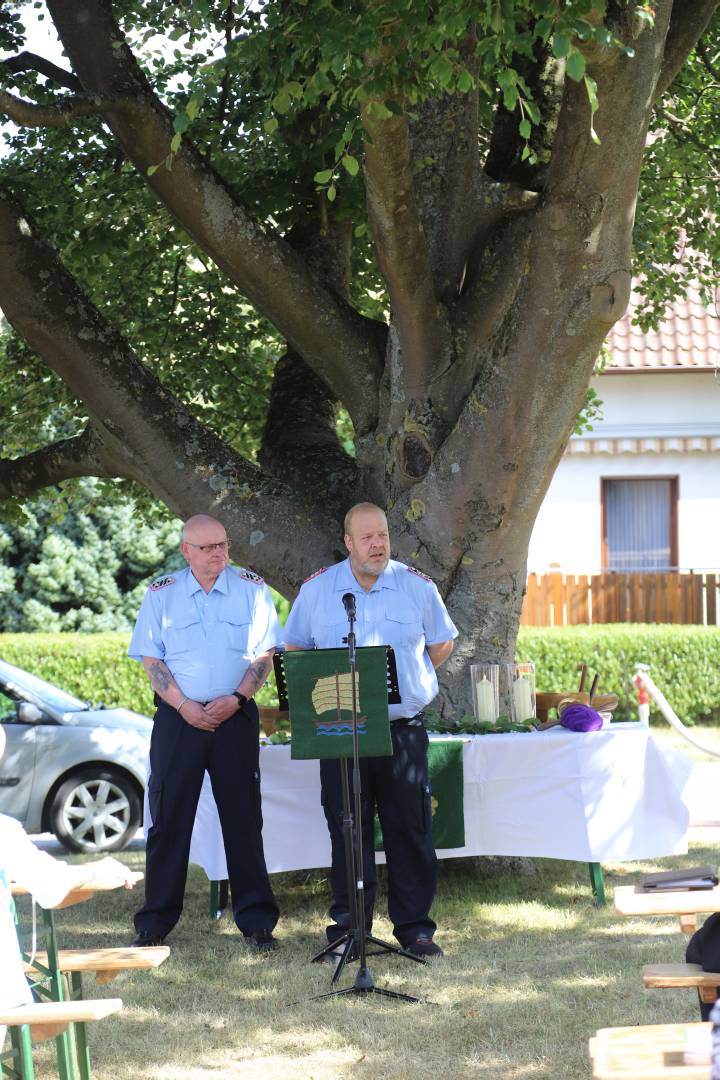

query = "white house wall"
[527,371,720,573]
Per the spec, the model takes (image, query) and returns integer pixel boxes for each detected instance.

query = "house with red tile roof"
[528,286,720,573]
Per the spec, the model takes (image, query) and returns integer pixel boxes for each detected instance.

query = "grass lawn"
[14,832,719,1080]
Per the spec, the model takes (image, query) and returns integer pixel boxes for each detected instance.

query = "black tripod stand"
[304,594,426,1004]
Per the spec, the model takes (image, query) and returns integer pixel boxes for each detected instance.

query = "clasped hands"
[181,694,243,731]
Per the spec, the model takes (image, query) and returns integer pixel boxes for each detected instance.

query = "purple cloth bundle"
[559,702,604,732]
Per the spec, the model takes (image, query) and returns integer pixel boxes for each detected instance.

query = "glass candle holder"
[510,661,536,722]
[470,663,499,723]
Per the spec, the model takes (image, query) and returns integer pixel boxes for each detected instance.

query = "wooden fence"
[521,571,719,626]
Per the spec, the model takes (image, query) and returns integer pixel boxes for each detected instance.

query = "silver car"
[0,658,151,853]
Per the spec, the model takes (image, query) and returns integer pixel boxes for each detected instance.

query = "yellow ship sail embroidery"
[311,671,367,736]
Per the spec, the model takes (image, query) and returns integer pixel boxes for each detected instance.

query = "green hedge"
[2,625,719,723]
[517,624,720,725]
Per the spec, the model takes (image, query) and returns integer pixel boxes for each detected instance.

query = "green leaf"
[457,69,473,93]
[584,74,601,145]
[272,91,291,114]
[284,81,303,99]
[553,32,571,59]
[519,117,531,139]
[366,100,394,120]
[313,168,333,184]
[170,132,182,154]
[263,117,279,135]
[342,153,359,177]
[147,164,160,176]
[566,48,586,82]
[327,184,337,202]
[173,112,190,134]
[186,94,203,121]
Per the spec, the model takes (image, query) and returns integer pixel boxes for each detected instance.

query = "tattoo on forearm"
[245,659,272,693]
[148,661,176,695]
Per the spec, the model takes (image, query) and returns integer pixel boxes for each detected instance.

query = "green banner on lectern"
[283,646,392,760]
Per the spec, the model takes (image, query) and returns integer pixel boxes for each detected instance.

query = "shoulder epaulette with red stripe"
[150,575,175,592]
[406,566,432,583]
[304,566,328,583]
[237,567,265,584]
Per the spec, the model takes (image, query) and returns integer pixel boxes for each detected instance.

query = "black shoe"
[244,928,278,952]
[401,934,443,959]
[131,931,166,947]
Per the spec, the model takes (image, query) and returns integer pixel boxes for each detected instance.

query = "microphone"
[342,592,356,619]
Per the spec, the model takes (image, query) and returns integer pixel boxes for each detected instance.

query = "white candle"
[475,676,496,723]
[512,676,533,721]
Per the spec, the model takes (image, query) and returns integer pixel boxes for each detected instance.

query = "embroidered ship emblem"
[311,671,366,736]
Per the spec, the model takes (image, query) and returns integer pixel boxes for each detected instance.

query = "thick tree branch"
[0,88,136,128]
[2,51,82,91]
[362,105,448,391]
[656,2,718,99]
[0,429,114,501]
[407,58,483,300]
[45,0,384,433]
[258,348,358,506]
[0,183,339,594]
[697,36,720,81]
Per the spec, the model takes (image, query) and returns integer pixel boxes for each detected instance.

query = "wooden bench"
[0,999,122,1080]
[26,946,169,987]
[614,883,720,933]
[643,962,720,1004]
[589,1021,712,1079]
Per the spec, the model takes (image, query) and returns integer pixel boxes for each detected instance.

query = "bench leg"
[5,1025,35,1080]
[72,1022,91,1080]
[209,880,229,920]
[588,862,606,906]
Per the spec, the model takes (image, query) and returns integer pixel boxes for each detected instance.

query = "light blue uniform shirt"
[128,566,281,702]
[283,558,458,720]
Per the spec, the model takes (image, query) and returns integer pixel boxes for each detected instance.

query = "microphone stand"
[299,597,426,1005]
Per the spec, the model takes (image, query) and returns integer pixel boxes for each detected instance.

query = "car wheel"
[49,768,142,854]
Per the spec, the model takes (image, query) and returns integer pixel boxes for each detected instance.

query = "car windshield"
[0,661,87,714]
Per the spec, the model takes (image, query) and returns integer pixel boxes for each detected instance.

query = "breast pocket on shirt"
[162,614,203,655]
[314,616,349,651]
[219,615,252,656]
[384,599,424,650]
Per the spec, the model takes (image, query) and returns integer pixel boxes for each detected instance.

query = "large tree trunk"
[0,0,715,717]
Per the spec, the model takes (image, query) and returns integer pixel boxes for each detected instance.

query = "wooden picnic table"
[590,1021,712,1079]
[11,873,143,1080]
[613,884,720,933]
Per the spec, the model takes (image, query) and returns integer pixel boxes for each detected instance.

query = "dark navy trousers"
[319,722,437,947]
[135,700,278,938]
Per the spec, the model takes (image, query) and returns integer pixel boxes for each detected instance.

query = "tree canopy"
[0,1,717,713]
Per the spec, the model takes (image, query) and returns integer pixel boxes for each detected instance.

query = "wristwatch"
[232,691,248,709]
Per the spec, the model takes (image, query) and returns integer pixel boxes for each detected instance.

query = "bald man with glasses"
[128,514,281,950]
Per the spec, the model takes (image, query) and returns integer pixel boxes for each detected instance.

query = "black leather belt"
[391,711,425,727]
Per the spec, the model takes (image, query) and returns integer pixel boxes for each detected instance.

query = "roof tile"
[606,284,719,371]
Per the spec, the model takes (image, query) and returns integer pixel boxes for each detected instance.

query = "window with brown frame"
[601,477,678,571]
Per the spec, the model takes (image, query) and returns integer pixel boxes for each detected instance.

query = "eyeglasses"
[185,541,230,553]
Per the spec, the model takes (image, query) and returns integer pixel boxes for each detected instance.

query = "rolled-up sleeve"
[423,583,459,645]
[128,589,165,662]
[251,584,282,655]
[283,588,313,648]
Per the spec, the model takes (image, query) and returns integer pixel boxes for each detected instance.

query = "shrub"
[517,624,720,724]
[2,625,718,722]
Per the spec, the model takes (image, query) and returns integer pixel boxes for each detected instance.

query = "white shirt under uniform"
[1,814,77,1019]
[128,565,281,700]
[283,558,458,719]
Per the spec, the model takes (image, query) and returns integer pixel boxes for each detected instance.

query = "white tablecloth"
[149,724,693,879]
